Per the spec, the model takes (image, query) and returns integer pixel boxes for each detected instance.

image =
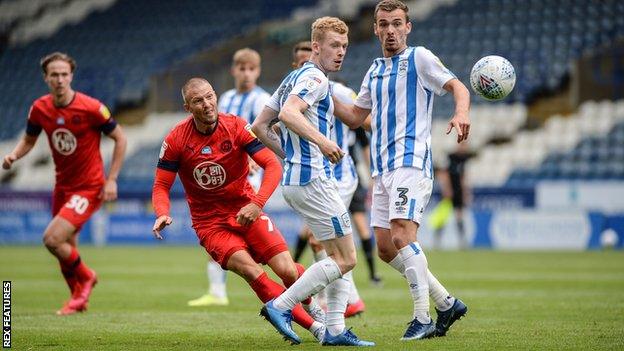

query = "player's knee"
[42,231,62,249]
[391,235,410,250]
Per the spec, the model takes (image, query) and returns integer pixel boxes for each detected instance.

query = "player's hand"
[152,215,173,240]
[446,112,470,143]
[2,153,17,170]
[236,202,261,226]
[99,179,118,201]
[319,139,344,164]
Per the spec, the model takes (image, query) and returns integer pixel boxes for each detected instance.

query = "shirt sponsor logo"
[193,161,226,190]
[51,128,77,155]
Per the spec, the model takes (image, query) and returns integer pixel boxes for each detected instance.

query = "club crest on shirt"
[398,58,408,76]
[201,146,212,154]
[51,128,77,155]
[56,117,65,125]
[193,161,226,189]
[220,140,232,153]
[71,115,81,124]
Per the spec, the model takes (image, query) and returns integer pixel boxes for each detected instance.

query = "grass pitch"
[1,246,623,350]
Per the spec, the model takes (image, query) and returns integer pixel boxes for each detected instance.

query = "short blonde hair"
[232,48,261,67]
[311,16,348,42]
[181,77,210,103]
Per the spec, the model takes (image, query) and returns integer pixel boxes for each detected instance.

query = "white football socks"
[344,270,361,304]
[207,261,227,299]
[325,276,350,335]
[274,257,342,311]
[318,249,359,305]
[388,248,456,312]
[428,270,455,312]
[399,242,430,323]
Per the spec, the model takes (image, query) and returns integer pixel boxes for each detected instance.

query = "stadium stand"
[0,0,318,141]
[339,0,624,118]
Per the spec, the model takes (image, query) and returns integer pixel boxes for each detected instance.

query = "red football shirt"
[26,92,117,189]
[157,113,265,226]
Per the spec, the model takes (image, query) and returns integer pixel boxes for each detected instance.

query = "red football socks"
[250,272,314,329]
[60,247,93,284]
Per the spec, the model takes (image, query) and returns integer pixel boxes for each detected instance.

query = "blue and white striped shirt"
[267,62,334,186]
[218,86,270,124]
[330,81,357,184]
[355,46,456,178]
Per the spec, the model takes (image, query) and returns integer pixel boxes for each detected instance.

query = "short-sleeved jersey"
[26,92,117,189]
[355,46,456,177]
[267,61,334,186]
[330,81,357,184]
[157,113,265,226]
[218,86,271,124]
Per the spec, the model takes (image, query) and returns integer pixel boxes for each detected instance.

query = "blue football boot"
[435,298,468,336]
[321,327,375,346]
[260,299,301,345]
[401,317,436,340]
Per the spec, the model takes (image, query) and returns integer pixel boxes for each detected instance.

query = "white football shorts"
[282,177,352,241]
[371,166,433,229]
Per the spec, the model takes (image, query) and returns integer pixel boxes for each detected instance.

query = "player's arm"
[236,144,282,226]
[151,167,175,240]
[101,125,127,201]
[2,133,38,170]
[251,106,285,159]
[151,138,179,240]
[279,95,344,164]
[332,97,371,130]
[443,78,471,143]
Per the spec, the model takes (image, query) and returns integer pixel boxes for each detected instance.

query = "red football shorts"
[196,213,289,269]
[52,185,104,230]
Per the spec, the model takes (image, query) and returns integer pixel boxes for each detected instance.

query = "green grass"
[1,246,623,350]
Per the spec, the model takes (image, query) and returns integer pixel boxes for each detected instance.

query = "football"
[470,55,516,101]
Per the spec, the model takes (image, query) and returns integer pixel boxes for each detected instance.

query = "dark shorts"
[349,182,367,213]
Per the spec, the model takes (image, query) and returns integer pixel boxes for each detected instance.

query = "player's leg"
[292,226,311,263]
[263,179,373,346]
[240,215,325,341]
[337,177,366,318]
[390,167,466,339]
[350,183,381,284]
[187,259,229,307]
[49,188,101,315]
[454,207,468,250]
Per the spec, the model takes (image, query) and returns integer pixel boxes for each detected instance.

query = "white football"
[470,55,516,101]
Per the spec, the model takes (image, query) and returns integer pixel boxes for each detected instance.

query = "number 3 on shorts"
[65,194,90,215]
[395,187,409,206]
